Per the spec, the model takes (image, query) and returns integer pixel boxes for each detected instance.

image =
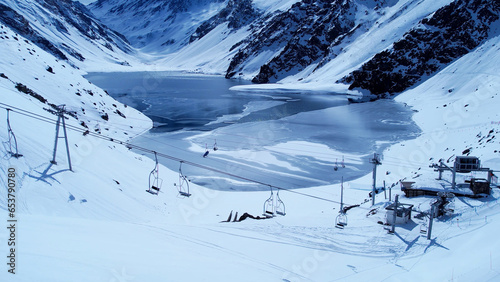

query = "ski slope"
[1,5,500,282]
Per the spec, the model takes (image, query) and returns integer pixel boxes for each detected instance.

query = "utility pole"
[390,194,399,234]
[340,176,344,212]
[51,105,72,171]
[427,205,435,240]
[370,153,382,206]
[437,162,443,180]
[389,184,392,202]
[443,160,456,189]
[433,161,456,189]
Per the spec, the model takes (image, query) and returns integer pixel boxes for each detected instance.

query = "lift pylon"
[50,105,72,171]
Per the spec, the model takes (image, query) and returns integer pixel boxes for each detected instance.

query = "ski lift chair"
[203,144,210,158]
[335,212,347,229]
[420,221,428,234]
[263,186,275,217]
[176,162,191,197]
[213,139,218,151]
[147,152,162,195]
[6,109,23,158]
[275,189,286,216]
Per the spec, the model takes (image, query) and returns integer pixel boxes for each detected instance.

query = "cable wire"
[0,101,362,206]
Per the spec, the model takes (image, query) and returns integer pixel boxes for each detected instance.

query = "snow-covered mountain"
[0,0,138,69]
[341,0,500,96]
[90,0,500,95]
[7,0,496,96]
[89,0,228,53]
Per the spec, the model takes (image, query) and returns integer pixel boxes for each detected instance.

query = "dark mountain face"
[226,0,358,83]
[340,0,500,96]
[0,0,130,63]
[41,0,130,46]
[90,0,226,51]
[0,3,68,60]
[190,0,260,43]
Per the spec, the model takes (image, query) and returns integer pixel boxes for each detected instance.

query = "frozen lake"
[86,72,420,191]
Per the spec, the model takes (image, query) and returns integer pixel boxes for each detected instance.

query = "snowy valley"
[1,0,500,281]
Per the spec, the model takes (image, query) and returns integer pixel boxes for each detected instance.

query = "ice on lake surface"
[86,72,420,190]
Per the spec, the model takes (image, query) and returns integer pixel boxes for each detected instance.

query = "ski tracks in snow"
[133,222,310,280]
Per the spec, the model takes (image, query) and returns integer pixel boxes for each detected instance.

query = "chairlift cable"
[0,102,370,207]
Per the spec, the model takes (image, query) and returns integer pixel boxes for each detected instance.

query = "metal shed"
[385,202,414,225]
[468,178,490,195]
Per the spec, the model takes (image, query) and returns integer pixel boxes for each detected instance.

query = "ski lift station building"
[467,178,491,195]
[385,202,414,225]
[454,156,481,173]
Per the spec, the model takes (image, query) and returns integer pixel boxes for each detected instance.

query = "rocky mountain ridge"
[0,0,132,67]
[226,0,359,83]
[340,0,500,96]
